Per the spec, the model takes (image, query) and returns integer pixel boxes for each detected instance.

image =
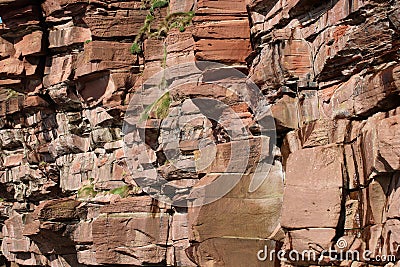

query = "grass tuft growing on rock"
[2,88,22,100]
[130,13,155,55]
[140,92,171,122]
[78,182,97,199]
[151,0,169,9]
[110,185,130,198]
[153,11,195,37]
[130,0,195,55]
[130,42,142,55]
[154,91,171,119]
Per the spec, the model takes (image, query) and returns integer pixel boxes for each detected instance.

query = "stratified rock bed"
[0,0,398,266]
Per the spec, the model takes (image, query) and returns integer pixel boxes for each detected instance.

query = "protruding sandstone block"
[48,24,91,49]
[360,114,400,179]
[49,134,89,158]
[281,145,343,229]
[83,9,148,38]
[75,41,137,78]
[187,238,278,267]
[92,197,170,265]
[195,39,251,63]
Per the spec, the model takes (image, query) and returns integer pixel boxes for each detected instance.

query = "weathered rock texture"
[0,0,398,266]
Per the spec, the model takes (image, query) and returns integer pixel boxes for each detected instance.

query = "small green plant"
[168,11,195,32]
[84,39,92,44]
[151,0,169,9]
[153,11,195,38]
[110,185,130,198]
[129,0,195,70]
[39,161,48,167]
[131,0,195,55]
[140,92,171,121]
[146,13,155,22]
[130,42,142,55]
[78,183,97,199]
[154,92,171,119]
[130,13,155,55]
[3,88,21,100]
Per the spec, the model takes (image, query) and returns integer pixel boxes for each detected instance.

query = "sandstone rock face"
[193,0,251,64]
[0,0,399,266]
[282,145,343,229]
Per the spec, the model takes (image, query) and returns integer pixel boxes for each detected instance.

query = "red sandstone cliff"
[0,0,398,266]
